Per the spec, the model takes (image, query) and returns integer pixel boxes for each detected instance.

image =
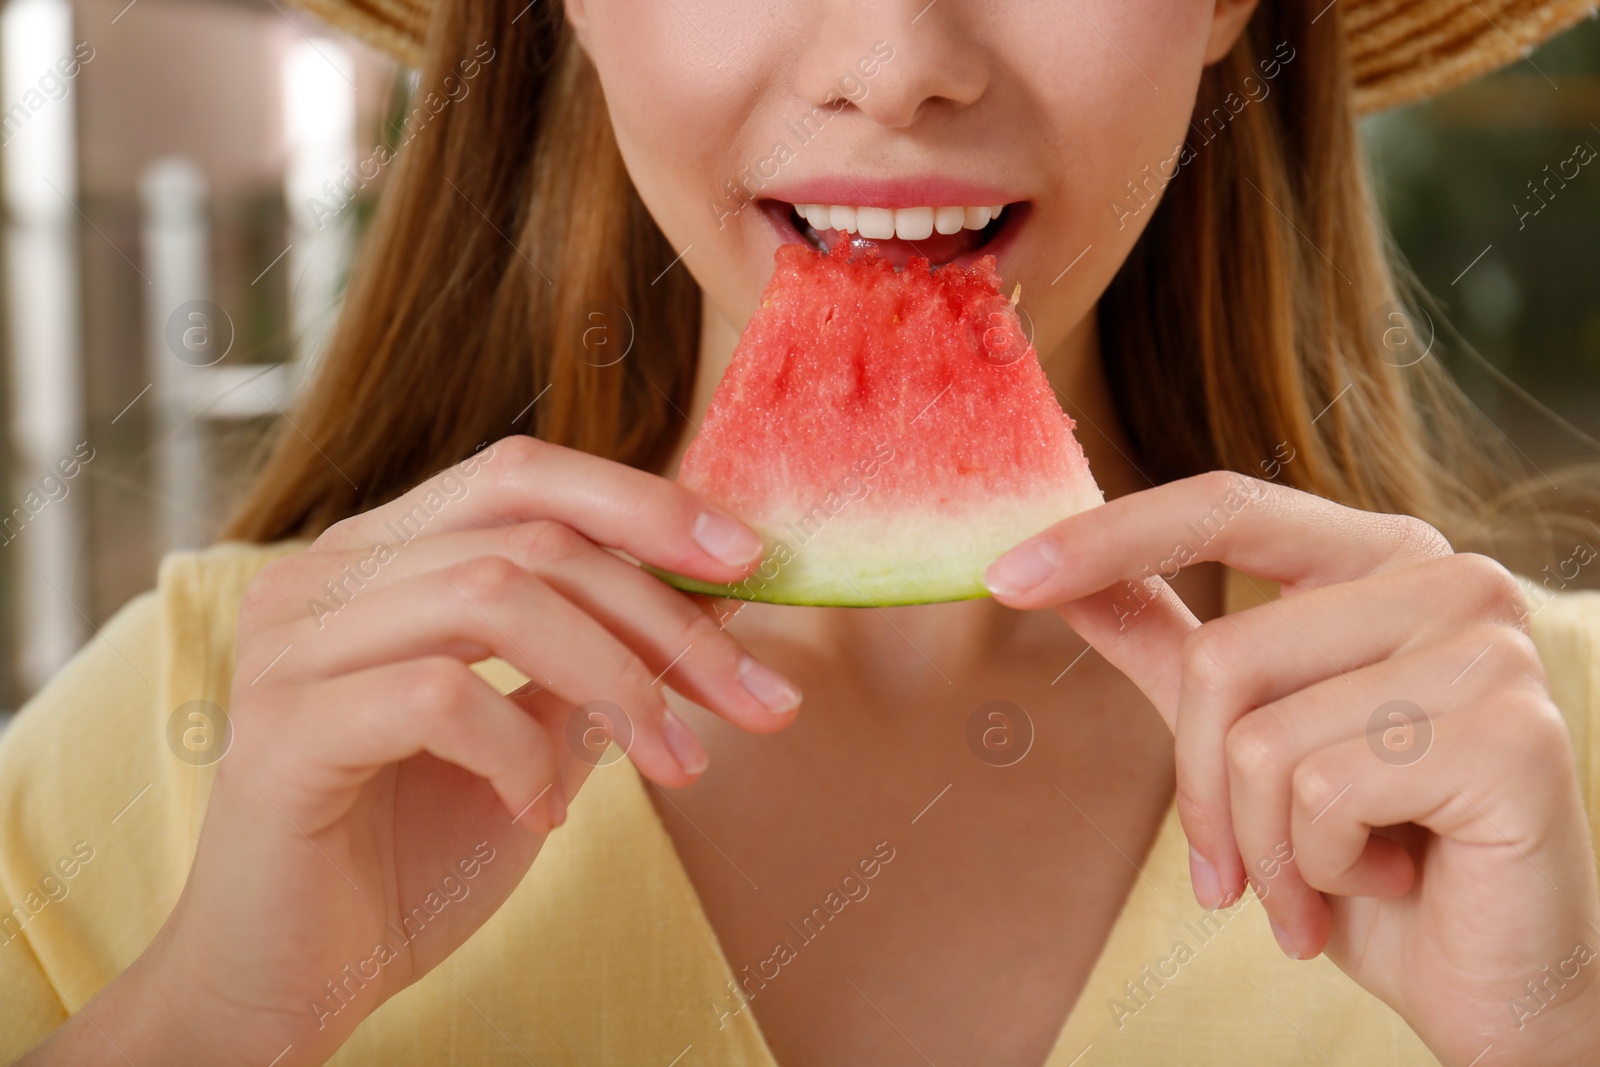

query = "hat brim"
[286,0,1597,113]
[1351,0,1596,112]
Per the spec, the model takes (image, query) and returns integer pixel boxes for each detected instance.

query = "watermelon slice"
[662,240,1103,606]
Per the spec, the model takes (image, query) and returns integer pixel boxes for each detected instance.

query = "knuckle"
[448,555,525,604]
[1196,469,1254,506]
[489,434,543,471]
[473,436,542,494]
[1453,623,1545,689]
[1181,621,1243,697]
[1498,687,1570,760]
[618,471,669,527]
[648,472,694,517]
[673,602,728,660]
[1388,514,1453,560]
[239,555,304,621]
[1173,778,1229,844]
[310,515,359,552]
[1483,624,1545,679]
[405,658,475,719]
[1466,692,1573,825]
[1448,553,1529,623]
[1290,754,1348,823]
[609,648,662,704]
[508,519,584,566]
[1225,710,1288,779]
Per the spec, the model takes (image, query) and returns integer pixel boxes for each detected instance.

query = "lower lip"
[758,201,1029,271]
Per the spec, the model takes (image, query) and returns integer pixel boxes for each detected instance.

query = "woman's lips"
[759,198,1029,270]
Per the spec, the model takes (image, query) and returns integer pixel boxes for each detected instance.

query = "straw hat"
[290,0,1596,113]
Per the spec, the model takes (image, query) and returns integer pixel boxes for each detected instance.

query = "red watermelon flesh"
[664,239,1103,606]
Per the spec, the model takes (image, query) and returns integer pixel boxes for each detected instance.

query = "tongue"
[813,227,990,269]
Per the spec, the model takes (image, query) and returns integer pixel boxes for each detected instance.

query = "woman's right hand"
[25,436,801,1067]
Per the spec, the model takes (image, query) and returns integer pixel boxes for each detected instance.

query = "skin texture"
[19,2,1600,1065]
[577,0,1248,398]
[988,476,1600,1063]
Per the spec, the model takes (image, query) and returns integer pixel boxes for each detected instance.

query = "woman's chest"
[654,657,1177,1065]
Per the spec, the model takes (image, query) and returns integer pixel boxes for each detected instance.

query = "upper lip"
[756,175,1021,209]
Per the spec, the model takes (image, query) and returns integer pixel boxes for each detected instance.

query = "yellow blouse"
[2,541,1597,1065]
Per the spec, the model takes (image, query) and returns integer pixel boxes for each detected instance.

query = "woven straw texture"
[285,0,1597,112]
[1348,0,1596,110]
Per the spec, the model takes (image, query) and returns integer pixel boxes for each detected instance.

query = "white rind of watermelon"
[661,241,1104,607]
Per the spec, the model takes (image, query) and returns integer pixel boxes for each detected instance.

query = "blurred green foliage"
[1364,15,1600,465]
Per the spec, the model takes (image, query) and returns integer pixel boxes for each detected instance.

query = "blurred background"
[0,3,1597,718]
[0,0,396,716]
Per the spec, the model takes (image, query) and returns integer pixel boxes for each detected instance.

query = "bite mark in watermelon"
[663,240,1103,606]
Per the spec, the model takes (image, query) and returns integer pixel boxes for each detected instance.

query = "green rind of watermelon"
[649,483,1100,606]
[650,568,991,607]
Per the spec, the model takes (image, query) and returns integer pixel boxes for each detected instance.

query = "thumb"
[1054,577,1198,733]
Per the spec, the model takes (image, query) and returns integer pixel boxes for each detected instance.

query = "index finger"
[983,471,1451,611]
[310,436,765,583]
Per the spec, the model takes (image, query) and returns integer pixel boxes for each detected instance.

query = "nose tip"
[794,7,990,130]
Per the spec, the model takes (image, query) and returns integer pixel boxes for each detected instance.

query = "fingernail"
[694,511,763,568]
[984,537,1062,596]
[546,784,567,829]
[739,656,802,714]
[662,709,709,776]
[1268,916,1300,960]
[1189,845,1223,910]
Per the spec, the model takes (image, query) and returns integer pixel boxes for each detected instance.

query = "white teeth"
[933,205,966,235]
[796,202,1008,238]
[857,206,896,240]
[894,206,934,241]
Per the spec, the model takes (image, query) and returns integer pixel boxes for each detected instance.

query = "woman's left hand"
[985,471,1600,1065]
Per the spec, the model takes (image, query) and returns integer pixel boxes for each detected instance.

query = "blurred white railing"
[2,0,85,695]
[3,20,357,700]
[135,40,354,554]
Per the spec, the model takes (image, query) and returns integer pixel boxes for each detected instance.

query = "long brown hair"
[225,0,1538,564]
